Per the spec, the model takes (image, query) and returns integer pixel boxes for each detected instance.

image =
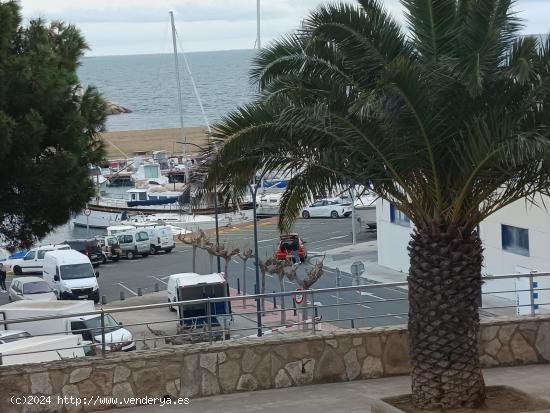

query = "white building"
[376,197,550,312]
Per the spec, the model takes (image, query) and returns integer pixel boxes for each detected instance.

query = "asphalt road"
[1,217,409,328]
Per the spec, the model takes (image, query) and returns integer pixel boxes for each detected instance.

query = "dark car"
[62,239,104,266]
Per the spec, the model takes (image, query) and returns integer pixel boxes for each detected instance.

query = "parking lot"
[0,216,409,334]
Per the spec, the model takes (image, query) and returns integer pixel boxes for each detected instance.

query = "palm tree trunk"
[408,223,485,410]
[192,246,197,273]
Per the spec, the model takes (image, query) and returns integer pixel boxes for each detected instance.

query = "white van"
[0,334,86,365]
[116,229,150,260]
[166,272,227,312]
[42,250,100,303]
[133,223,175,255]
[106,225,136,236]
[11,244,70,275]
[0,301,135,352]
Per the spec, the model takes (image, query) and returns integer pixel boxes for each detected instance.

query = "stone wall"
[1,315,549,412]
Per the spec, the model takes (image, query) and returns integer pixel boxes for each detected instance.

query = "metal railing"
[0,272,548,365]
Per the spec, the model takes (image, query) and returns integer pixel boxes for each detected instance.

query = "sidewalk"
[319,239,407,284]
[99,364,550,413]
[320,240,520,318]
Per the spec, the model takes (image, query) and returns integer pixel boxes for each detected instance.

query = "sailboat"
[72,11,260,230]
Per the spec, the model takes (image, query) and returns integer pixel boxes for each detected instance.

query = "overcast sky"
[19,0,550,56]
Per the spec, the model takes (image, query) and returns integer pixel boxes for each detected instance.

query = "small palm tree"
[205,0,550,409]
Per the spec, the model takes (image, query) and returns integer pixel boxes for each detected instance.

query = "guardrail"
[0,272,548,365]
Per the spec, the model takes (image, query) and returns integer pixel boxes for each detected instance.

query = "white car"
[8,277,57,302]
[301,199,352,219]
[0,330,32,344]
[10,245,70,275]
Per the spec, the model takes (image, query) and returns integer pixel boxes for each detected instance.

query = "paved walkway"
[99,364,550,412]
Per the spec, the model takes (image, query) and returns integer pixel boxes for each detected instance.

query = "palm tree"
[205,0,550,409]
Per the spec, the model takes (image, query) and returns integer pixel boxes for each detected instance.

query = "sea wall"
[1,315,549,412]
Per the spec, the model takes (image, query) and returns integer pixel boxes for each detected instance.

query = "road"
[0,217,409,328]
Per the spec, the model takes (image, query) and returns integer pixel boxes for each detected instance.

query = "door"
[21,250,37,273]
[309,201,324,217]
[9,280,21,301]
[135,232,149,253]
[35,249,52,271]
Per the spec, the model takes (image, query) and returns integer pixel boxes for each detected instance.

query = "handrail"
[0,272,548,327]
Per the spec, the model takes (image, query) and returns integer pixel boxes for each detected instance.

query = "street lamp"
[251,178,262,337]
[176,141,221,273]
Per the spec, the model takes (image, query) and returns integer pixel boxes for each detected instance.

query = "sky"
[17,0,550,56]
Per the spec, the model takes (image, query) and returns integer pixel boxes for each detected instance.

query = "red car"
[275,234,307,263]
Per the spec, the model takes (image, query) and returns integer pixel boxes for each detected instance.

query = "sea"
[78,49,257,131]
[40,49,257,246]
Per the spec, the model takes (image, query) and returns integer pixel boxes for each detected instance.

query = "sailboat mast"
[256,0,261,49]
[169,11,189,184]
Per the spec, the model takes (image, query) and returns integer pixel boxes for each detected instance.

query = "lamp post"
[176,141,221,272]
[251,178,262,337]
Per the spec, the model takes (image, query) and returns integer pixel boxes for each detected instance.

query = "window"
[0,332,31,343]
[390,204,410,227]
[60,263,95,280]
[23,281,51,294]
[311,201,323,207]
[136,232,148,242]
[118,235,133,244]
[502,225,529,256]
[24,251,36,260]
[37,249,52,259]
[144,165,159,179]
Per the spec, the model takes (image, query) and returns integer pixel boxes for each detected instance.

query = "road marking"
[151,276,168,285]
[360,291,384,300]
[258,239,275,243]
[393,315,404,319]
[307,235,348,245]
[359,304,371,309]
[117,283,138,296]
[329,295,344,301]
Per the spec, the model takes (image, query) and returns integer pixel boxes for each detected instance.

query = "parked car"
[10,245,70,275]
[42,250,100,303]
[62,239,104,266]
[301,199,352,219]
[116,230,150,260]
[0,300,135,352]
[96,236,122,263]
[275,234,307,263]
[8,276,57,302]
[0,330,32,344]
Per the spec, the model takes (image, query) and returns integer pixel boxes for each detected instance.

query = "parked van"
[133,223,175,255]
[0,301,135,352]
[95,236,122,262]
[116,230,150,260]
[169,273,231,341]
[106,225,136,236]
[10,244,70,275]
[42,250,100,303]
[0,334,86,365]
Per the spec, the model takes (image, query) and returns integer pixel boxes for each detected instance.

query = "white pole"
[351,185,357,245]
[256,0,261,49]
[169,11,189,186]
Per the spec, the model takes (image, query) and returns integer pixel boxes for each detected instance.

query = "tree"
[205,0,550,409]
[0,1,106,249]
[237,248,254,307]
